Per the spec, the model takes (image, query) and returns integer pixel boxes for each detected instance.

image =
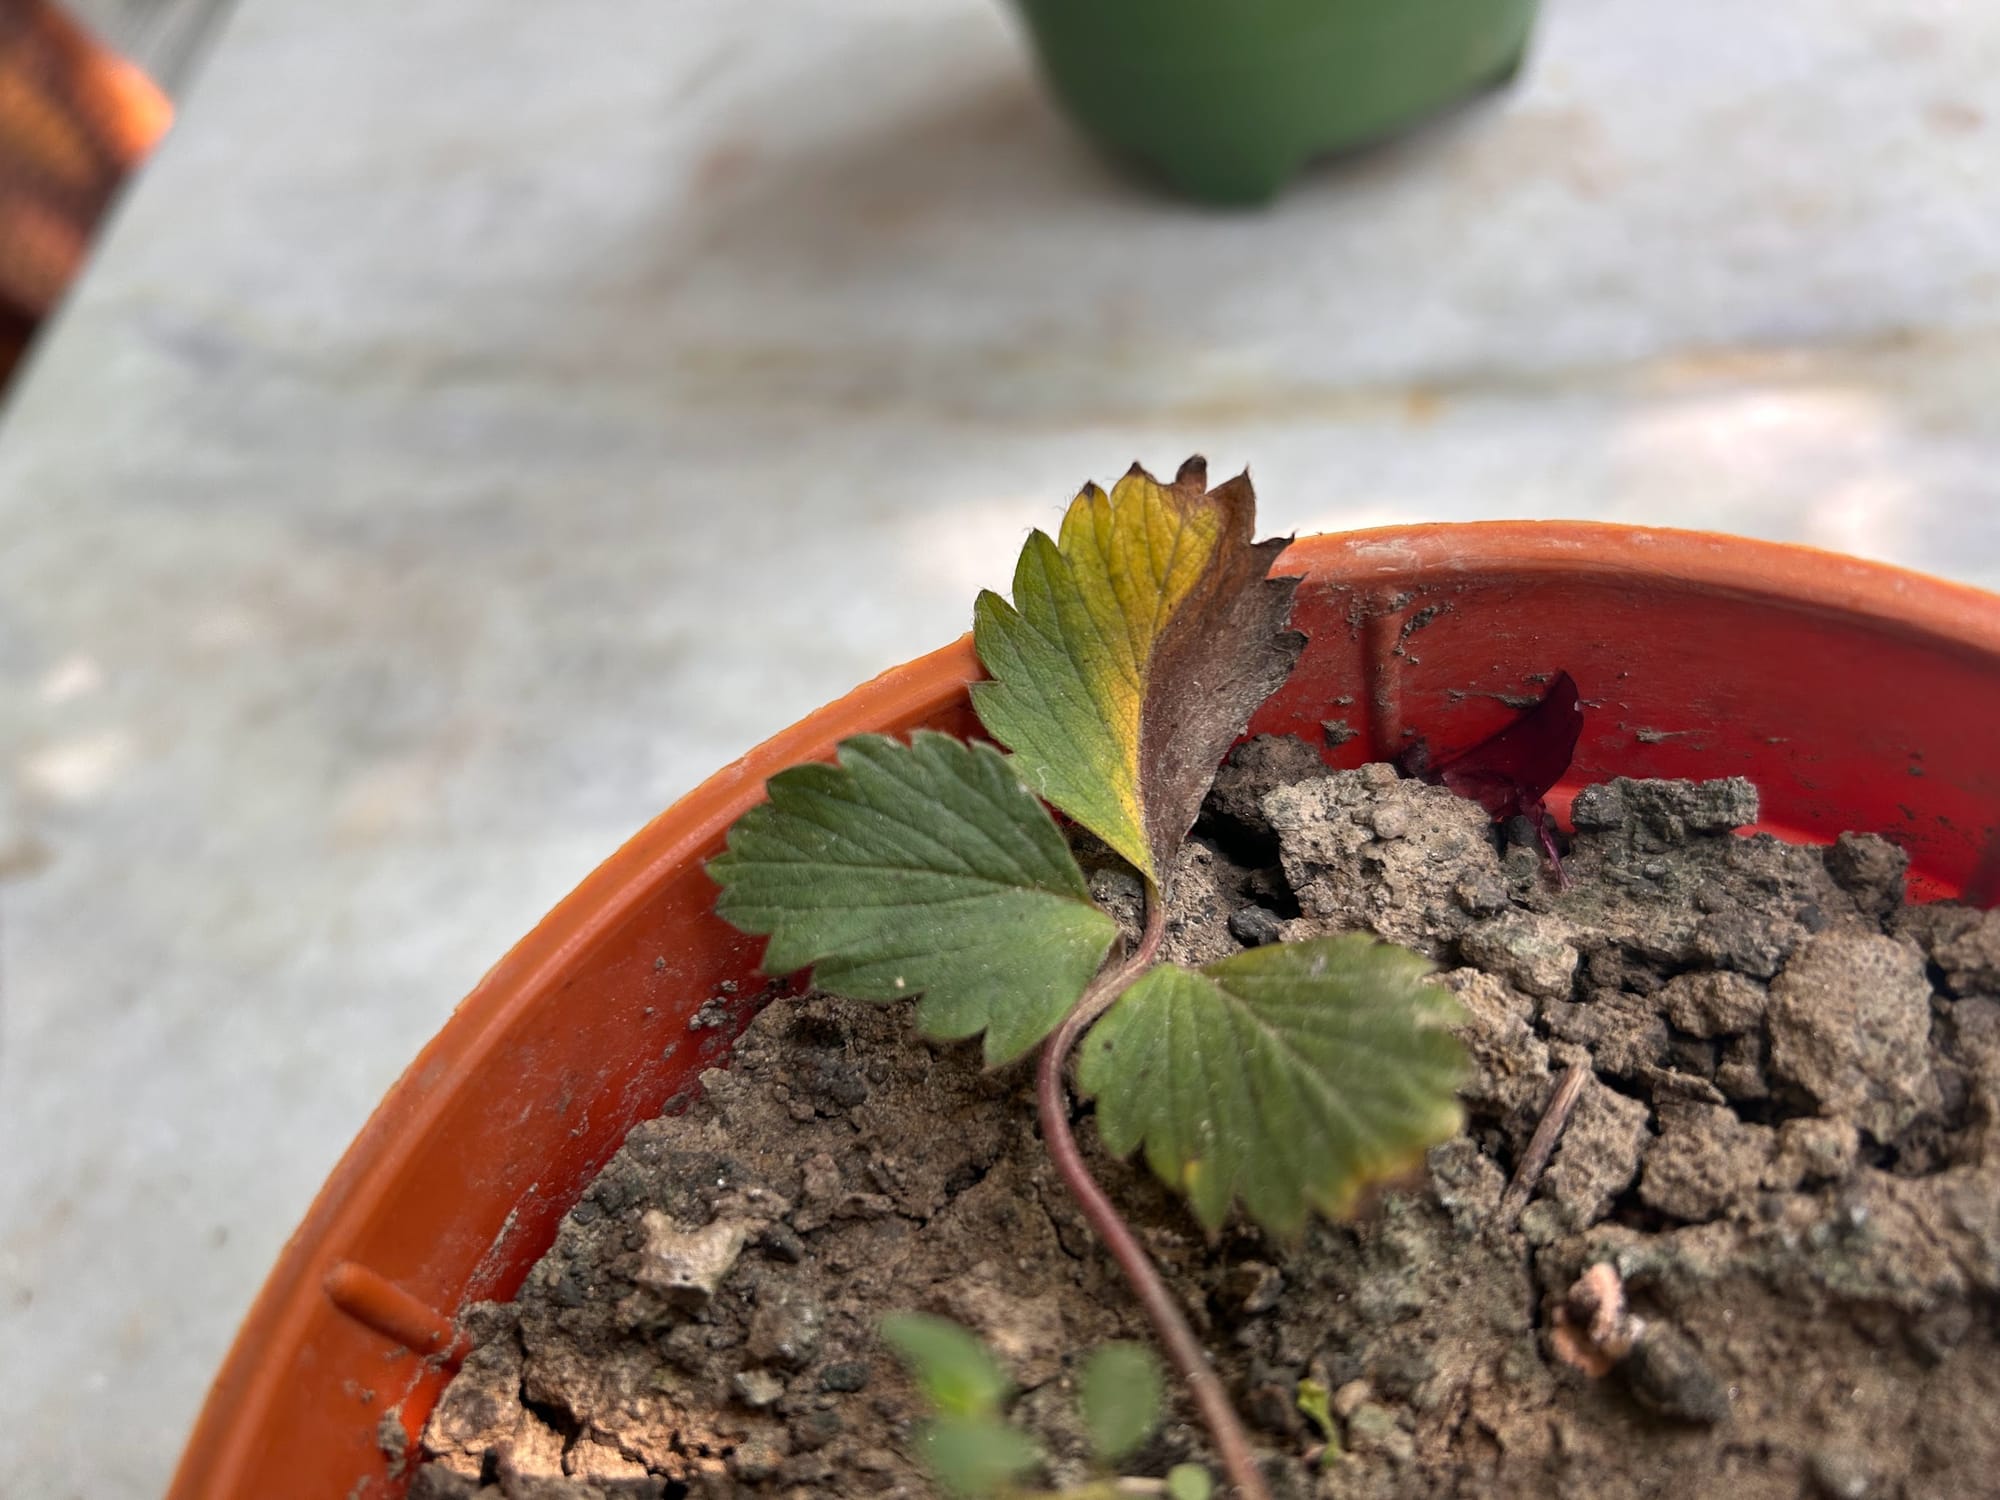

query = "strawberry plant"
[709,459,1468,1498]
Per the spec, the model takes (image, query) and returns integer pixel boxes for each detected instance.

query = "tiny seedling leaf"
[1167,1464,1214,1500]
[881,1314,1012,1420]
[1076,936,1467,1236]
[1077,1342,1164,1464]
[711,732,1118,1064]
[917,1413,1043,1498]
[972,457,1301,882]
[1296,1377,1340,1467]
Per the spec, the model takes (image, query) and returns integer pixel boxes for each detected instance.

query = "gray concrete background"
[3,0,1998,1494]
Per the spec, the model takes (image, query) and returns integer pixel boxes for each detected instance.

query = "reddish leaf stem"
[1035,882,1273,1500]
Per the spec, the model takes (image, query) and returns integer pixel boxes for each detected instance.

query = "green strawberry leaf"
[971,457,1301,883]
[1075,936,1467,1236]
[1077,1342,1164,1463]
[710,732,1118,1065]
[1167,1465,1215,1500]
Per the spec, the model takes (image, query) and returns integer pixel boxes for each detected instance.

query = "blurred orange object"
[0,0,171,383]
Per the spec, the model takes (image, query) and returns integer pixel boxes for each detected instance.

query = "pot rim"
[168,520,2000,1497]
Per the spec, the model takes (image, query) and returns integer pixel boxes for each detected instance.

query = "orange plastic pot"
[169,523,2000,1499]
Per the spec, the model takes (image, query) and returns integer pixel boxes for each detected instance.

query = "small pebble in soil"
[1807,1444,1879,1500]
[1222,1261,1285,1316]
[818,1361,870,1393]
[732,1369,785,1408]
[633,1212,749,1308]
[1458,911,1580,999]
[1621,1323,1731,1425]
[1227,904,1286,948]
[1767,931,1939,1140]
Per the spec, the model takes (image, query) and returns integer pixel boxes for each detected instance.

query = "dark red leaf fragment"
[1413,671,1584,883]
[1965,830,2000,909]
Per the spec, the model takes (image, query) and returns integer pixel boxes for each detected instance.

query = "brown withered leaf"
[971,457,1302,883]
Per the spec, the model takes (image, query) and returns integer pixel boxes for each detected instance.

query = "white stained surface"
[2,0,1999,1493]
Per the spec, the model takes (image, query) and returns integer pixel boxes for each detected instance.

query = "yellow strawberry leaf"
[970,457,1301,883]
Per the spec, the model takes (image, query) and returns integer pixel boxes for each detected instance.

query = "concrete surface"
[2,0,1998,1493]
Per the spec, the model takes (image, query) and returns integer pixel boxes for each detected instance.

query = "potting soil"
[410,741,2000,1500]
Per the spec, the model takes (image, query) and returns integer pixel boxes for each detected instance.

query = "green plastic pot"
[1012,0,1540,203]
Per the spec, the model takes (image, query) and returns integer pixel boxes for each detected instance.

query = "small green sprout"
[886,1315,1211,1500]
[882,1314,1041,1497]
[1294,1377,1340,1469]
[1078,1344,1164,1466]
